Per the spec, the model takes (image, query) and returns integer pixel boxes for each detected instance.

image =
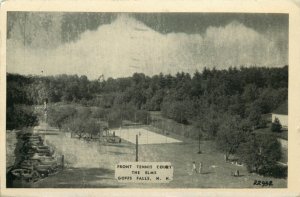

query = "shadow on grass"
[232,175,245,177]
[9,167,123,188]
[177,142,195,145]
[200,171,214,175]
[107,151,128,155]
[103,143,132,148]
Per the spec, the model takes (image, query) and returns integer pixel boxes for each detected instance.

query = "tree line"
[7,66,287,130]
[7,65,288,177]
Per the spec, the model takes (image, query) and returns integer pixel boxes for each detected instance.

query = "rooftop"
[273,100,288,115]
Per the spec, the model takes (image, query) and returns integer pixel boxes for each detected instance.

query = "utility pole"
[146,114,149,144]
[121,109,123,129]
[136,135,138,161]
[181,111,184,135]
[198,132,202,154]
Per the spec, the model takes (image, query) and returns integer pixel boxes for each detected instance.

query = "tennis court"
[110,128,182,145]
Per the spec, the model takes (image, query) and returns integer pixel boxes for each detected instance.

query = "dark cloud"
[7,12,288,44]
[7,12,288,78]
[133,13,288,35]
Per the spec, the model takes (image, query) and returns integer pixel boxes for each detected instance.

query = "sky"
[6,12,288,79]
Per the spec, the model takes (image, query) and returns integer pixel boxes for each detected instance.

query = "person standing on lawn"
[192,161,197,174]
[198,162,203,174]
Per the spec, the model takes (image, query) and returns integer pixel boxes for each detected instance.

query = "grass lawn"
[14,125,286,188]
[7,120,287,188]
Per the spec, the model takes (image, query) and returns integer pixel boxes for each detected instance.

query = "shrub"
[237,134,282,177]
[271,117,282,132]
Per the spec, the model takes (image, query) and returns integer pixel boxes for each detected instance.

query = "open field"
[5,122,287,188]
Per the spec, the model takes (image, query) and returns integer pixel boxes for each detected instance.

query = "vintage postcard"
[1,0,300,196]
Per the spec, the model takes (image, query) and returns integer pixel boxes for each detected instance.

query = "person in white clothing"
[192,161,197,174]
[198,162,203,174]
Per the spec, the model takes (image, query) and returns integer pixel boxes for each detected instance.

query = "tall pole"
[121,109,123,129]
[199,133,201,152]
[136,134,138,162]
[181,111,184,135]
[146,114,148,144]
[198,132,202,154]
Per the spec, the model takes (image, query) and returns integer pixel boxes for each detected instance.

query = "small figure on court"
[198,162,203,174]
[192,161,197,174]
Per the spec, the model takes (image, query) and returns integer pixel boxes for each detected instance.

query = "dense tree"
[7,66,288,136]
[76,107,92,120]
[64,117,87,138]
[91,107,109,120]
[83,119,102,139]
[244,102,265,130]
[145,89,164,111]
[7,66,287,177]
[216,115,249,159]
[237,134,282,176]
[6,105,38,130]
[47,105,77,129]
[242,84,258,102]
[6,74,38,129]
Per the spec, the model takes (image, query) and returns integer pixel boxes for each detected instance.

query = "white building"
[272,113,288,129]
[272,101,288,130]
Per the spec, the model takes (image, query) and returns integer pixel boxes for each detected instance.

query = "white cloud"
[7,15,287,79]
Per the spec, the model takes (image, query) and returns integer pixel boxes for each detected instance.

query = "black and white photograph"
[1,2,296,192]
